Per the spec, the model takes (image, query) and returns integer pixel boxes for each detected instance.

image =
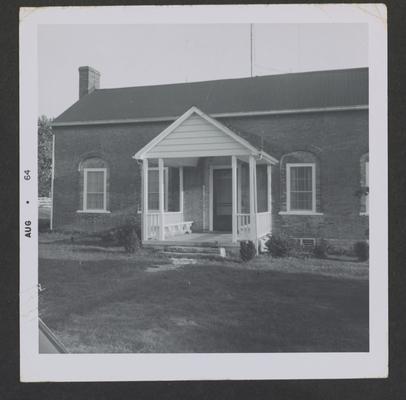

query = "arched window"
[360,153,369,215]
[280,151,321,214]
[79,157,109,212]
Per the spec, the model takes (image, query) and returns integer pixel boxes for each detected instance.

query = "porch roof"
[133,107,278,165]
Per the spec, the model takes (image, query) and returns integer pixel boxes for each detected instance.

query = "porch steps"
[164,246,220,254]
[160,245,226,261]
[144,240,235,248]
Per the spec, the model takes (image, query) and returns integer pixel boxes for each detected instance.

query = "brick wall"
[53,122,168,232]
[53,109,368,247]
[221,110,369,246]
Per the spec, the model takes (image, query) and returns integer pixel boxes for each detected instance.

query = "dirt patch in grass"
[145,258,198,273]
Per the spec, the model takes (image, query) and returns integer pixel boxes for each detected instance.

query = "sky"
[38,23,368,118]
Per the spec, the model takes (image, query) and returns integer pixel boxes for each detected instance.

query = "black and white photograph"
[20,4,387,381]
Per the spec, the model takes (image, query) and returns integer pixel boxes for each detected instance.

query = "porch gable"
[133,106,278,163]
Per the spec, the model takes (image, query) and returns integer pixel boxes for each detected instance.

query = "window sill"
[138,210,183,214]
[279,211,324,216]
[359,212,369,216]
[76,210,111,214]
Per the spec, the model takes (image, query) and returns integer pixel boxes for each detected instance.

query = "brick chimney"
[78,66,100,99]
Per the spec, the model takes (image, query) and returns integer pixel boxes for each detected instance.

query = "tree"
[38,116,53,197]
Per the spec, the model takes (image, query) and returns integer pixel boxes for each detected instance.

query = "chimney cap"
[79,65,100,74]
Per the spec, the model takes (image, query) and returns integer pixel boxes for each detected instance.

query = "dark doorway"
[213,168,232,231]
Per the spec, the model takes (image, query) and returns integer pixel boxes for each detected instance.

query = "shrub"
[265,234,290,257]
[100,229,118,245]
[38,219,50,233]
[354,241,369,261]
[313,239,329,259]
[112,217,141,253]
[117,226,141,253]
[240,240,257,262]
[325,244,347,256]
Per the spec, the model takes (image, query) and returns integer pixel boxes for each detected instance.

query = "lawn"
[38,235,369,353]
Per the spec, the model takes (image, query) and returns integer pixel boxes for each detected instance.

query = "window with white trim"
[78,157,109,213]
[365,160,369,214]
[286,163,316,212]
[83,168,107,211]
[147,167,181,212]
[148,168,168,211]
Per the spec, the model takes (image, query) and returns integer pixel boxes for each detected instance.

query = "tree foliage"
[38,116,53,197]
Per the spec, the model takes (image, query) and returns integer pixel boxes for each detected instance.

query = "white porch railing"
[147,211,271,241]
[146,212,185,240]
[256,211,272,238]
[146,212,160,240]
[237,212,272,241]
[237,213,251,240]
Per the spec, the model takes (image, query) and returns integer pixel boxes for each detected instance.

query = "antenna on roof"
[250,24,253,77]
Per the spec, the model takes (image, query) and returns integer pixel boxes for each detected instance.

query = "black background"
[1,1,405,399]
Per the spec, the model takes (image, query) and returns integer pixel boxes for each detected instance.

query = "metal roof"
[54,68,368,125]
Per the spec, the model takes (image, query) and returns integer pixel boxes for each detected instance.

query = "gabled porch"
[133,107,278,247]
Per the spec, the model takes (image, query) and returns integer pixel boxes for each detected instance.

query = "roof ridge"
[94,67,369,92]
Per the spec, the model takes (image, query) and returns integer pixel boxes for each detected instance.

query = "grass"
[39,236,369,353]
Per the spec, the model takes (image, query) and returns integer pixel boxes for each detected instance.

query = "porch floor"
[143,232,237,247]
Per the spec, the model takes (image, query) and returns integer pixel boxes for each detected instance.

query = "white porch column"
[237,161,242,214]
[158,158,165,240]
[249,155,257,241]
[142,158,149,241]
[231,156,238,243]
[179,167,184,213]
[267,164,272,233]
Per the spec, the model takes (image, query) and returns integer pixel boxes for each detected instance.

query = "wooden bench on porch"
[144,211,193,240]
[164,220,193,237]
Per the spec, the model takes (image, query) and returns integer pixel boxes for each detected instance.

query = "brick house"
[51,66,369,252]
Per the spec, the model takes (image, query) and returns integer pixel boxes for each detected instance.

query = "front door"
[213,169,232,231]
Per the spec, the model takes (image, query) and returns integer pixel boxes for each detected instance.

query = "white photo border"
[20,4,388,382]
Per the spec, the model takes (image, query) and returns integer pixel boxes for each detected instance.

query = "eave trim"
[51,105,369,127]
